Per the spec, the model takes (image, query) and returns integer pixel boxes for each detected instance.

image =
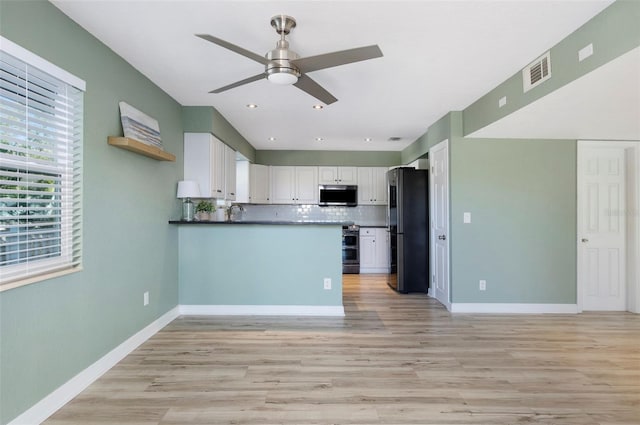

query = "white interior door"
[578,142,627,311]
[430,140,450,309]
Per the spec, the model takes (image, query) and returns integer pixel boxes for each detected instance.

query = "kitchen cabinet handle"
[581,238,589,243]
[438,235,446,240]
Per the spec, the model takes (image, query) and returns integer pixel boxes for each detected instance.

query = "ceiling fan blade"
[209,73,266,93]
[293,74,337,105]
[196,34,270,65]
[291,45,383,73]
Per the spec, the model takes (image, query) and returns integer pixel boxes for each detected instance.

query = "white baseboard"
[8,307,180,425]
[179,304,345,316]
[450,303,578,314]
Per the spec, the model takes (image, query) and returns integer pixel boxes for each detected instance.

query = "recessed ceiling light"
[268,137,276,141]
[312,104,323,110]
[315,137,324,142]
[364,137,372,142]
[246,104,258,109]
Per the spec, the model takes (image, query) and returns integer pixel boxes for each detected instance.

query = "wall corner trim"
[450,303,578,314]
[8,307,180,425]
[179,304,345,317]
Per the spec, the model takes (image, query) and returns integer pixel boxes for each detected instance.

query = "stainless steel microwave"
[318,185,358,207]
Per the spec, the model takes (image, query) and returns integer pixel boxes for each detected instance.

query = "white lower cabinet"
[359,227,389,273]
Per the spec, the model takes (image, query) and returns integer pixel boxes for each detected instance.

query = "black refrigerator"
[387,167,429,293]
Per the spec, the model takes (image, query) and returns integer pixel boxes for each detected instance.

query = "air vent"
[522,51,551,93]
[387,137,402,142]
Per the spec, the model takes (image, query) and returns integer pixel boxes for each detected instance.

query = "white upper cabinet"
[235,164,390,205]
[224,145,236,201]
[295,166,319,203]
[235,160,250,203]
[184,133,224,198]
[184,132,235,200]
[250,164,270,204]
[318,166,357,185]
[270,166,296,204]
[357,167,388,205]
[270,166,318,204]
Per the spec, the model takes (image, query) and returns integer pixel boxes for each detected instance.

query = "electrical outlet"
[323,278,332,290]
[479,280,486,291]
[143,291,149,306]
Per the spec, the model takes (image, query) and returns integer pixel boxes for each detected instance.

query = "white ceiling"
[51,0,619,151]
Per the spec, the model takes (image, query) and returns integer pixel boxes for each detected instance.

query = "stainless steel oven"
[342,225,360,274]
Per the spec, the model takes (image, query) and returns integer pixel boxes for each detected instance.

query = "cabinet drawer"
[361,227,386,236]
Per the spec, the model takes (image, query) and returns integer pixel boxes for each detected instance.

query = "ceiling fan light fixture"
[267,71,298,85]
[200,14,382,105]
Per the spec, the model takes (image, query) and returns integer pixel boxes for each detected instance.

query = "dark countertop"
[169,220,353,226]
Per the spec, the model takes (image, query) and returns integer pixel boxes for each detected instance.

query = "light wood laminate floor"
[46,275,640,424]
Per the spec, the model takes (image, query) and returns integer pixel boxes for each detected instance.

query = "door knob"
[438,235,446,240]
[581,238,589,243]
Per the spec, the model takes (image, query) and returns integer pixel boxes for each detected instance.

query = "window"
[0,37,84,290]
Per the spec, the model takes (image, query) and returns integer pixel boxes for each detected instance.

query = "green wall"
[255,150,401,166]
[0,1,183,423]
[401,112,454,164]
[401,111,579,305]
[182,106,256,162]
[178,225,342,306]
[450,137,577,303]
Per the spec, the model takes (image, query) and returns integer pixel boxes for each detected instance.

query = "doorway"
[577,140,640,312]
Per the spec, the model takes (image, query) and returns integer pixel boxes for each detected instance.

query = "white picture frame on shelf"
[118,101,163,149]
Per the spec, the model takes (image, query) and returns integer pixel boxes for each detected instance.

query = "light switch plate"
[463,212,471,223]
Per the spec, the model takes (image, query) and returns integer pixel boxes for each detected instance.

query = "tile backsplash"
[237,204,387,226]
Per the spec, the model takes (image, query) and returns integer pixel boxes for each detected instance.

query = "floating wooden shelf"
[107,136,176,162]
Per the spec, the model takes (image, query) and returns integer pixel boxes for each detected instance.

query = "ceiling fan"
[196,15,383,105]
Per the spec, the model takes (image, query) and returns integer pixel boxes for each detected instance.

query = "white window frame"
[1,36,85,291]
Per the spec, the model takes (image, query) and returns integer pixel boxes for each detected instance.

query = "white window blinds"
[0,38,84,288]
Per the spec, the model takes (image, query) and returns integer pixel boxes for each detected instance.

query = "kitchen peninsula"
[170,220,345,316]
